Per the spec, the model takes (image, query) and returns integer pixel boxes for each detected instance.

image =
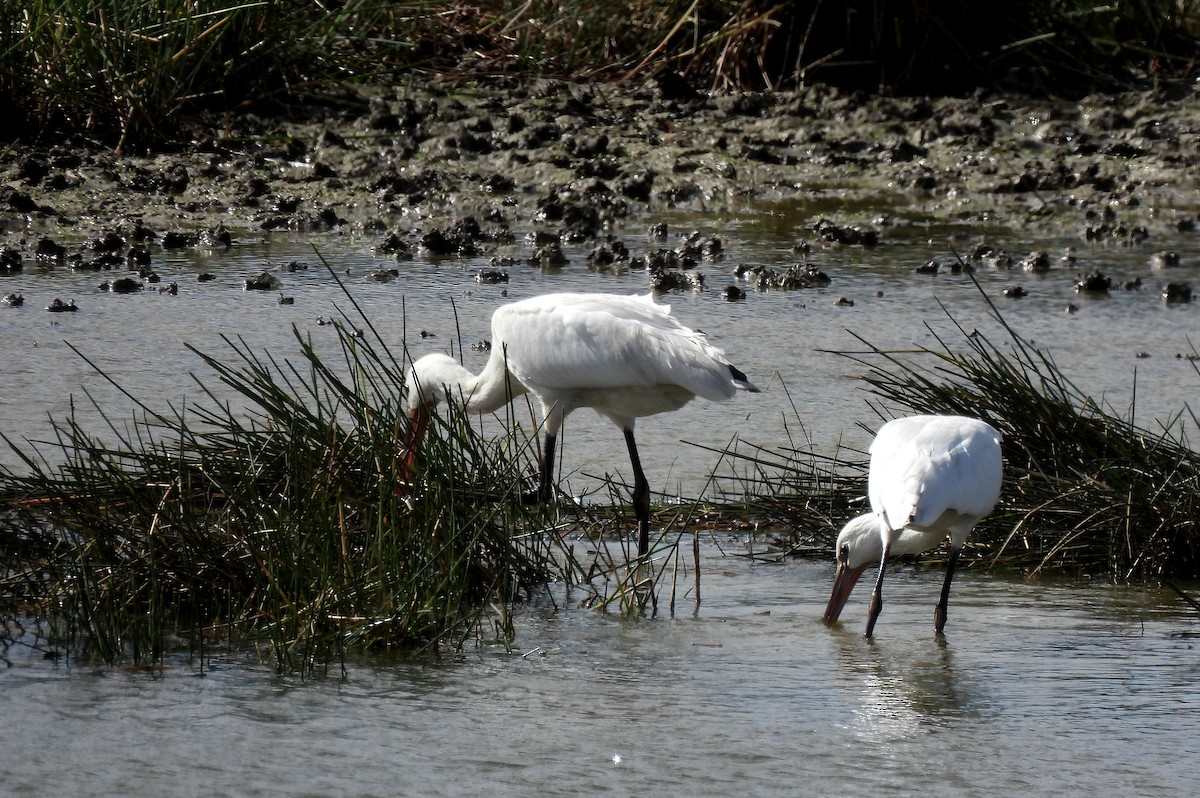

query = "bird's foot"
[934,604,948,634]
[518,478,553,506]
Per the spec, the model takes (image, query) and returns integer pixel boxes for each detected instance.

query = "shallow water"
[4,201,1200,795]
[3,201,1199,499]
[6,551,1200,797]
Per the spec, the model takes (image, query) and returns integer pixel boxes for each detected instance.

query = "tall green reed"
[727,288,1200,580]
[0,293,575,671]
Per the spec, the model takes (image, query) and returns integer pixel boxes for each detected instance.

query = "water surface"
[6,551,1199,797]
[3,204,1198,499]
[4,201,1200,796]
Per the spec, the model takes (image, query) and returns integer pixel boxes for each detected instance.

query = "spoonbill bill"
[823,414,1003,637]
[401,292,760,556]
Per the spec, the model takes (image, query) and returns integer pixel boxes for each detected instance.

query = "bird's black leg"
[623,427,651,556]
[532,432,554,501]
[934,547,961,634]
[520,429,556,504]
[865,544,891,638]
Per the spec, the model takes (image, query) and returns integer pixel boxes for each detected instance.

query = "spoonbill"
[822,414,1003,637]
[401,292,760,556]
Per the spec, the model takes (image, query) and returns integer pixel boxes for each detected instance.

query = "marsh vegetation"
[3,2,1199,669]
[5,1,1198,149]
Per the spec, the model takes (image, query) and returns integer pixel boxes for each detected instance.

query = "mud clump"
[0,76,1198,307]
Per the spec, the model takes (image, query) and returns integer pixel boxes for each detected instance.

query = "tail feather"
[728,364,760,392]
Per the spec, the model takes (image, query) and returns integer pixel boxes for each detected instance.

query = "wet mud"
[1,76,1198,308]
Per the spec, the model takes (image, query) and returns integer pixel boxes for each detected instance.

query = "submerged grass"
[730,283,1200,581]
[0,285,579,671]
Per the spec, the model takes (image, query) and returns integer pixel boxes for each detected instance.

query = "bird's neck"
[461,347,525,415]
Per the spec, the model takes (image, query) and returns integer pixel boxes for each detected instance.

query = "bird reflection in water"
[833,632,975,744]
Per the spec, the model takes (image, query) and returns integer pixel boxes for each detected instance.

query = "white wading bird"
[823,414,1003,637]
[400,292,760,556]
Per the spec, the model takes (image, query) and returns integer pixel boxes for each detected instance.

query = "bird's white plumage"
[492,293,742,402]
[825,414,1003,635]
[408,292,755,433]
[402,292,758,556]
[837,415,1002,569]
[867,414,1003,545]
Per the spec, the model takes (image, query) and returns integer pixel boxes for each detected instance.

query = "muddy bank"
[1,76,1198,295]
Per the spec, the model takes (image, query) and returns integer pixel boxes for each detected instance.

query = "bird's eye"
[838,543,849,564]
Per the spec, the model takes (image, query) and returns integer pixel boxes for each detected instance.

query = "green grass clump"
[730,292,1200,580]
[0,299,573,672]
[846,314,1200,579]
[5,0,282,150]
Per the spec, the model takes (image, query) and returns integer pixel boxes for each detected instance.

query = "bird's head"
[822,513,883,625]
[405,353,467,411]
[399,354,471,491]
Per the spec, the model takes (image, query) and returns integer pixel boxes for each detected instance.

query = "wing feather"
[868,415,1002,531]
[491,293,741,401]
